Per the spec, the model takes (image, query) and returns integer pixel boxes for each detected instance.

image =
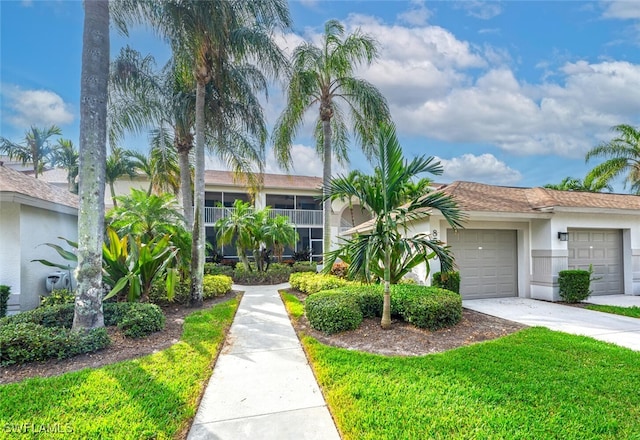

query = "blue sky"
[2,1,640,191]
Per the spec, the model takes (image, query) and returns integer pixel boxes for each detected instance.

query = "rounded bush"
[431,271,461,294]
[0,322,110,366]
[289,272,350,294]
[0,303,75,328]
[558,269,591,303]
[338,285,383,318]
[203,275,233,299]
[305,291,363,335]
[116,303,166,338]
[401,287,462,330]
[204,263,234,277]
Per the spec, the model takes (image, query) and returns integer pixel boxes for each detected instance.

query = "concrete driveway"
[463,296,640,351]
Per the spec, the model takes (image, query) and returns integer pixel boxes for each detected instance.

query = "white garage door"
[568,229,623,295]
[447,229,517,299]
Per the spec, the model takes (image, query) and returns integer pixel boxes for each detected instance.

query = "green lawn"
[0,298,239,440]
[283,294,640,440]
[585,304,640,319]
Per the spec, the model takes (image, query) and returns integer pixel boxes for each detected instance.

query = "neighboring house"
[406,181,640,301]
[0,163,79,314]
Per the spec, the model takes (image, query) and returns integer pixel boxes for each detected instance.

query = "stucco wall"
[0,202,22,314]
[19,205,78,312]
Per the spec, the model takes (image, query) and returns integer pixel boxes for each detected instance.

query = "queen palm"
[215,199,256,272]
[132,0,291,306]
[273,19,391,257]
[0,125,62,178]
[586,124,640,194]
[105,146,137,207]
[51,138,79,193]
[323,123,464,329]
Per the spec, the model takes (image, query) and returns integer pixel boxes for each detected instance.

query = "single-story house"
[0,163,78,314]
[409,181,640,301]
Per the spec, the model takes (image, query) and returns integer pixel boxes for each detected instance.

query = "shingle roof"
[204,170,322,190]
[437,181,640,212]
[0,164,78,209]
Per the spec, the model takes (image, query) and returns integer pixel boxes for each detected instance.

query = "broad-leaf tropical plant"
[273,19,391,256]
[585,124,640,194]
[323,123,465,329]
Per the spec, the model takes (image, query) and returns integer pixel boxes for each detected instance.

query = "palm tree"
[586,124,640,194]
[133,0,291,307]
[128,142,181,196]
[74,0,109,331]
[323,124,464,329]
[51,138,79,193]
[215,199,257,272]
[105,147,138,207]
[544,176,612,193]
[273,19,391,257]
[0,125,62,178]
[264,214,298,263]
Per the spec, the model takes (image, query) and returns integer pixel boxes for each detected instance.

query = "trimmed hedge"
[303,283,462,334]
[203,275,233,299]
[289,272,352,294]
[204,263,234,277]
[559,269,591,303]
[0,285,10,318]
[0,323,110,366]
[431,271,461,294]
[116,303,166,338]
[234,264,292,285]
[305,291,363,335]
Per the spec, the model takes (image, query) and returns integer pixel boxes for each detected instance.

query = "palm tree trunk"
[189,80,206,308]
[109,181,118,208]
[322,118,332,259]
[74,0,109,331]
[178,149,193,229]
[381,242,392,329]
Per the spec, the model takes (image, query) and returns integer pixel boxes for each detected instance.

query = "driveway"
[463,297,640,351]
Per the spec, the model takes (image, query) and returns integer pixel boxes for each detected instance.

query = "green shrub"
[149,277,191,304]
[0,303,75,328]
[203,275,233,299]
[305,291,363,335]
[289,272,351,294]
[337,285,383,318]
[401,287,462,330]
[0,322,110,366]
[204,263,234,277]
[291,261,317,273]
[117,303,166,338]
[233,264,291,285]
[40,289,75,307]
[431,271,461,294]
[559,269,591,303]
[0,285,10,318]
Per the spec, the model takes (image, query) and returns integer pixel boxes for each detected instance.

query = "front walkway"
[187,283,340,440]
[463,297,640,351]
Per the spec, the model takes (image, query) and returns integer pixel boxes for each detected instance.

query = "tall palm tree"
[586,124,640,194]
[105,146,137,207]
[264,214,298,263]
[273,19,391,257]
[215,199,257,272]
[51,138,79,193]
[543,176,612,193]
[74,0,109,331]
[323,124,464,329]
[0,125,62,178]
[128,141,181,196]
[133,0,291,307]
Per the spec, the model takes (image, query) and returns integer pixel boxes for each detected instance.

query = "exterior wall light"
[558,232,569,241]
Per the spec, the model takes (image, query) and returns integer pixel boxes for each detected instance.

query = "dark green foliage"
[40,289,75,307]
[0,322,110,366]
[337,285,384,318]
[202,275,232,299]
[0,285,10,318]
[149,278,191,305]
[116,303,165,338]
[559,269,591,303]
[401,287,462,330]
[0,303,76,328]
[293,249,311,262]
[305,291,363,335]
[204,263,234,277]
[291,261,317,273]
[233,263,292,284]
[431,271,461,294]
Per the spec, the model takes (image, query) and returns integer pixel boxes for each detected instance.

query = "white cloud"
[435,154,522,185]
[397,0,432,26]
[455,1,503,20]
[2,85,74,128]
[601,1,640,19]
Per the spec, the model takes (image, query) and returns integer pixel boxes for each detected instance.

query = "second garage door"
[447,229,517,299]
[568,229,623,295]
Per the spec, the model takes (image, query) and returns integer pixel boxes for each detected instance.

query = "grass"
[280,291,305,319]
[282,293,640,440]
[0,297,239,440]
[585,304,640,319]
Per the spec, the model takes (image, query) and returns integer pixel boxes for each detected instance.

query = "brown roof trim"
[204,170,322,190]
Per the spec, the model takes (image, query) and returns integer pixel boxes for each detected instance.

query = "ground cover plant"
[301,328,640,439]
[0,298,238,439]
[585,304,640,319]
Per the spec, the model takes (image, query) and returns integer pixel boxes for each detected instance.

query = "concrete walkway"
[188,283,340,440]
[463,297,640,351]
[585,294,640,308]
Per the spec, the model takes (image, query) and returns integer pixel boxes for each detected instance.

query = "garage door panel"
[568,229,622,295]
[448,229,517,299]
